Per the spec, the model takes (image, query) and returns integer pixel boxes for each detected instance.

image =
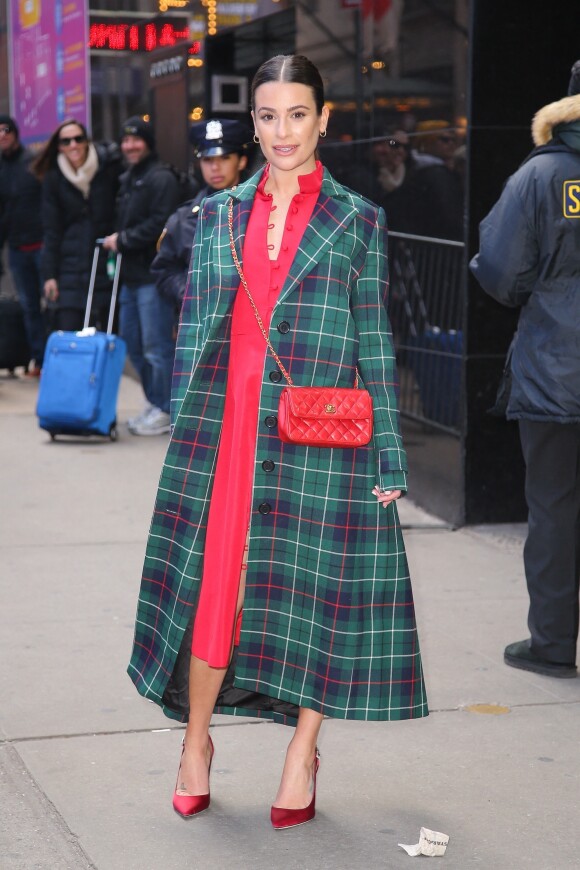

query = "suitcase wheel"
[50,432,57,442]
[109,424,118,442]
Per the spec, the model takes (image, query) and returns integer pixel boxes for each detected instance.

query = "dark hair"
[568,59,580,96]
[251,55,325,115]
[31,119,89,181]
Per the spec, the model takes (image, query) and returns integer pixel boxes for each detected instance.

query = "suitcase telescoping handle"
[84,240,122,335]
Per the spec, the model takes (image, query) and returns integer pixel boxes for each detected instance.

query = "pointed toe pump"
[271,749,320,830]
[173,735,215,818]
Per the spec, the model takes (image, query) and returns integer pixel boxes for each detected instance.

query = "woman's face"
[373,130,409,172]
[199,153,247,190]
[252,81,328,177]
[58,123,89,170]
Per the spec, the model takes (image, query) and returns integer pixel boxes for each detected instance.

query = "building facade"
[1,0,578,524]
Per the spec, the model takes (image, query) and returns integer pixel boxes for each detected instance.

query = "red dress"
[191,162,324,666]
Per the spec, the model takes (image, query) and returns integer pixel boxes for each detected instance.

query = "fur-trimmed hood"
[532,94,580,145]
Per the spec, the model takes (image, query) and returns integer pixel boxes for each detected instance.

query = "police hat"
[189,119,252,158]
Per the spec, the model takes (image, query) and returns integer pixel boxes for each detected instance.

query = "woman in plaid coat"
[128,55,427,827]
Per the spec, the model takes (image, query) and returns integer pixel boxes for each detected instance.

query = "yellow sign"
[563,180,580,218]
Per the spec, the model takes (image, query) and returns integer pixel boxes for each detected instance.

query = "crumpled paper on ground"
[399,827,450,857]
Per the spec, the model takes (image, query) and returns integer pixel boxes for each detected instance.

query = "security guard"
[152,119,252,307]
[470,65,580,679]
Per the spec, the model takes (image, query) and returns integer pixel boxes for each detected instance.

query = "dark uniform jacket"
[115,154,181,287]
[41,142,123,310]
[0,145,43,249]
[150,185,211,306]
[470,94,580,423]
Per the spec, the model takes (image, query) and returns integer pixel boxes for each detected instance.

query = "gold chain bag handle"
[227,197,360,390]
[227,197,372,449]
[227,197,294,387]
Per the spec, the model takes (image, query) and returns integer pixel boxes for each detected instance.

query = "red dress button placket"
[191,161,324,668]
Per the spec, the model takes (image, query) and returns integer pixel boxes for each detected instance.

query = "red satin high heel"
[270,749,320,830]
[173,734,214,818]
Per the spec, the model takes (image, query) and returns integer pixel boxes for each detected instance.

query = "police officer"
[151,119,252,307]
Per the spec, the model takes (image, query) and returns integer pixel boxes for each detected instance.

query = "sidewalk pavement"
[0,370,578,870]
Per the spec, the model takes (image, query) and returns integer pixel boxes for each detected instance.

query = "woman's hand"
[372,485,402,508]
[44,279,59,302]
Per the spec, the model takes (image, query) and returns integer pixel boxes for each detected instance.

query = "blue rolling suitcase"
[36,242,126,441]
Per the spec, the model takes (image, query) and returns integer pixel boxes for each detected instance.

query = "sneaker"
[504,639,577,679]
[25,361,42,378]
[128,406,171,436]
[127,401,154,429]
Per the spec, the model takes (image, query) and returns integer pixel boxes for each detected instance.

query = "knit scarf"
[377,163,406,194]
[57,143,99,198]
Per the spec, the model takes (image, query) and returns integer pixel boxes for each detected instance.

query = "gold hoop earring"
[320,129,327,138]
[253,134,259,144]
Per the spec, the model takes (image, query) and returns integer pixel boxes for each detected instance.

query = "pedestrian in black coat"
[0,114,46,371]
[33,119,123,332]
[102,116,182,437]
[399,120,464,241]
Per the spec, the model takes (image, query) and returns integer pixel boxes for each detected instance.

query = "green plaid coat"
[127,167,428,726]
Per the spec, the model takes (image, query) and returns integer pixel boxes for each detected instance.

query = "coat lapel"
[275,170,359,307]
[208,168,360,334]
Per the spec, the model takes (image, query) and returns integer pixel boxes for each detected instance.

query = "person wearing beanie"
[0,114,18,137]
[102,116,181,436]
[470,73,580,680]
[0,114,46,373]
[119,116,156,152]
[151,118,252,308]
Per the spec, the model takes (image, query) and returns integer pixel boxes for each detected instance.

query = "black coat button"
[262,459,275,472]
[269,370,282,383]
[258,502,271,514]
[277,321,290,334]
[265,415,277,428]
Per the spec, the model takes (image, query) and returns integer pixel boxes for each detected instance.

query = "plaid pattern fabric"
[128,167,428,723]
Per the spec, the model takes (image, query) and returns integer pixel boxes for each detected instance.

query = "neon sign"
[89,18,200,53]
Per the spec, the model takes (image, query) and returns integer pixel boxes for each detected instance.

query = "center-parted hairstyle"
[32,119,90,181]
[251,55,325,115]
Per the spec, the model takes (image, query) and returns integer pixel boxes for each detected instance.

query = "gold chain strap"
[227,197,359,390]
[228,197,294,387]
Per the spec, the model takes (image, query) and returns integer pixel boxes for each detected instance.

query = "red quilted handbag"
[228,197,373,448]
[278,386,373,447]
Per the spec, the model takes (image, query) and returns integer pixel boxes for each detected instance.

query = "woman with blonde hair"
[128,54,427,829]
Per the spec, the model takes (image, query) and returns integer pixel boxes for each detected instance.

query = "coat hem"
[231,675,429,723]
[128,666,429,726]
[507,411,580,424]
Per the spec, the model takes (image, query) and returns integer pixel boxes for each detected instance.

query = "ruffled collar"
[257,160,324,197]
